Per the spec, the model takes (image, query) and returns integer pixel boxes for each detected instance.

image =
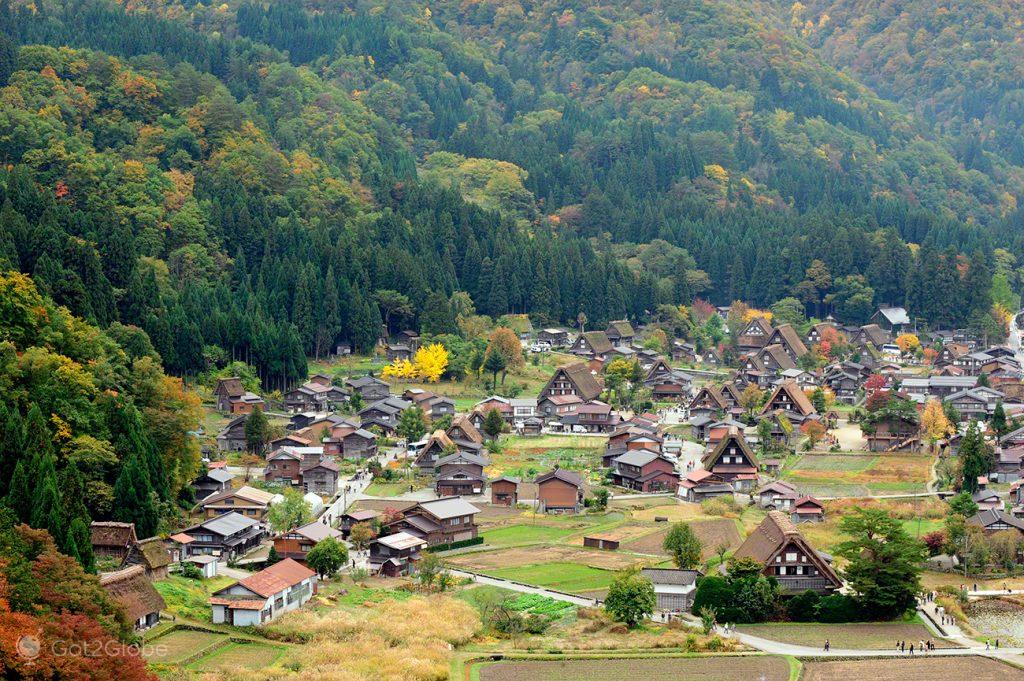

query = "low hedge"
[426,536,484,552]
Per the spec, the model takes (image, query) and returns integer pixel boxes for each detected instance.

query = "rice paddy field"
[144,630,229,665]
[188,641,285,671]
[800,657,1024,681]
[476,656,792,681]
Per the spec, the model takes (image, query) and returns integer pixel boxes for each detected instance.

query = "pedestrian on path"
[824,639,830,652]
[996,639,1000,648]
[909,643,914,655]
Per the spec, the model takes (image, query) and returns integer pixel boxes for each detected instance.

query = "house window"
[786,552,797,562]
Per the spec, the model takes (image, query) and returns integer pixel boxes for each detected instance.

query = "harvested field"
[448,544,646,572]
[736,622,958,650]
[478,655,790,681]
[801,656,1024,681]
[631,503,709,522]
[624,518,741,557]
[189,642,284,671]
[583,523,660,543]
[144,629,227,664]
[790,454,876,472]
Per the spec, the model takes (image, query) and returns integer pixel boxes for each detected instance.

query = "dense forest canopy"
[0,0,1022,393]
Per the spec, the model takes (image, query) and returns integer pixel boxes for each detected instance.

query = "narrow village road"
[446,568,599,607]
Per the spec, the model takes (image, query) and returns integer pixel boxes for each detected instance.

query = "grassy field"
[800,657,1023,681]
[188,641,285,671]
[477,656,792,681]
[486,562,616,593]
[736,621,958,650]
[482,523,579,546]
[154,575,236,622]
[364,480,422,497]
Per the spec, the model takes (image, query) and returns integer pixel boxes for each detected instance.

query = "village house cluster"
[90,305,1024,632]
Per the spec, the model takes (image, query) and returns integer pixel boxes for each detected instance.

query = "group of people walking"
[896,639,936,654]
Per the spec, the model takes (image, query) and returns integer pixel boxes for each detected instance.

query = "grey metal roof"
[417,497,481,519]
[204,468,235,483]
[640,568,702,586]
[877,307,910,325]
[613,449,662,467]
[194,512,260,536]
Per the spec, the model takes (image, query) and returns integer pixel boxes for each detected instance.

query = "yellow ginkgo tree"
[381,358,416,381]
[413,343,449,383]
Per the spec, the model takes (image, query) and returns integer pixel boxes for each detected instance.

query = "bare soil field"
[449,544,646,571]
[478,655,790,681]
[625,518,742,558]
[801,656,1024,681]
[631,503,710,522]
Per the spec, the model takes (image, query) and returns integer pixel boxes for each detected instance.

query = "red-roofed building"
[210,558,317,626]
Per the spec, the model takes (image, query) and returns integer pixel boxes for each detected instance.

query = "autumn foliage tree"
[800,420,826,450]
[0,511,152,678]
[895,333,920,354]
[920,399,955,452]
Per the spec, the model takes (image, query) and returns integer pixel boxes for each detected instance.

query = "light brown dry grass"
[206,595,480,681]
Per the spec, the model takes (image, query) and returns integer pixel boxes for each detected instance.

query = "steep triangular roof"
[578,331,613,354]
[606,320,635,337]
[732,511,841,588]
[689,385,729,411]
[761,381,816,417]
[767,324,809,358]
[214,377,245,398]
[447,414,484,445]
[701,427,758,470]
[541,363,603,401]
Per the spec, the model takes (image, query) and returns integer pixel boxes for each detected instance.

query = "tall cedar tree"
[835,508,927,620]
[112,455,160,538]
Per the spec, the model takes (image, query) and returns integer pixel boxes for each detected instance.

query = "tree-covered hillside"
[784,0,1024,167]
[0,0,1022,382]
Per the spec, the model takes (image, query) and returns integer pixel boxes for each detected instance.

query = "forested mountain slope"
[0,0,1022,388]
[782,0,1024,167]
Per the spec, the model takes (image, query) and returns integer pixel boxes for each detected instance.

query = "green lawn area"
[901,518,944,537]
[188,641,285,671]
[736,620,959,650]
[154,575,236,622]
[322,583,415,610]
[482,524,578,546]
[487,562,615,593]
[364,480,420,496]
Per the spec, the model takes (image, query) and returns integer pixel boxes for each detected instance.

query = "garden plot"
[449,543,644,572]
[783,452,934,496]
[801,657,1022,681]
[478,655,791,681]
